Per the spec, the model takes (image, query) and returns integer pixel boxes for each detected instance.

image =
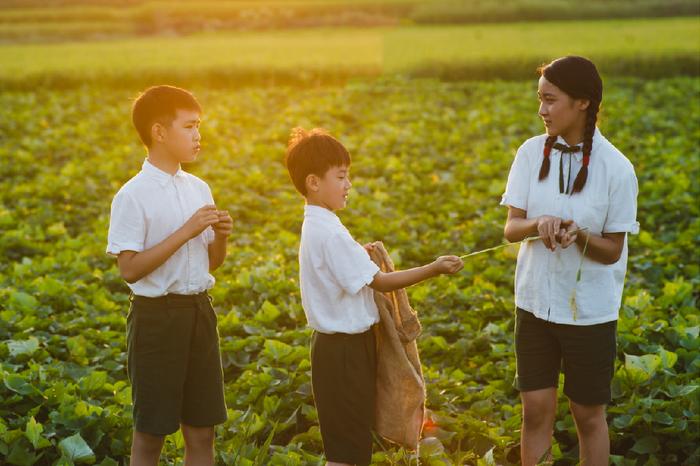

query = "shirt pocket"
[574,196,609,235]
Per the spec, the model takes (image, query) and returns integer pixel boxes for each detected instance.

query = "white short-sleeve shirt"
[299,205,380,334]
[107,159,217,297]
[501,128,639,325]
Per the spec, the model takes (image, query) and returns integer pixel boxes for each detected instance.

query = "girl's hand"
[559,220,579,248]
[432,256,464,275]
[536,215,563,251]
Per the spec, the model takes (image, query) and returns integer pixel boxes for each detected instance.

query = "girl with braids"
[500,56,639,465]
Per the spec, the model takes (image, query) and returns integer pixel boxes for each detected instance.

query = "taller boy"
[107,85,230,466]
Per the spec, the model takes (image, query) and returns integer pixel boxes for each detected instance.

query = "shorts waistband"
[130,291,210,305]
[313,325,375,339]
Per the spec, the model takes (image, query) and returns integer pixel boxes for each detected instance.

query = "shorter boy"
[107,85,230,465]
[284,127,463,466]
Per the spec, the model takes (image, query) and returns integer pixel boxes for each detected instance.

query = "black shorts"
[310,328,377,466]
[127,292,227,436]
[514,307,617,405]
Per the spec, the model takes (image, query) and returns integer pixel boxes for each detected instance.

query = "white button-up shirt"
[501,128,639,325]
[107,159,216,297]
[299,205,380,334]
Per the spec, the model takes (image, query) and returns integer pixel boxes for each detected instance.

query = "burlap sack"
[368,241,425,450]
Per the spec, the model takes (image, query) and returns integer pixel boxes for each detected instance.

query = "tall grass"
[0,0,697,42]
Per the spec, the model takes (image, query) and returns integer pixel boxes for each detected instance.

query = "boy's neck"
[306,198,335,212]
[146,147,181,175]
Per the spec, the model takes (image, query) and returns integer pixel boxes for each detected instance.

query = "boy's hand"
[213,210,233,237]
[182,205,219,239]
[363,242,375,254]
[431,255,464,275]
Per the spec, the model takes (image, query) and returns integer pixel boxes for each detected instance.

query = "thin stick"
[458,227,589,260]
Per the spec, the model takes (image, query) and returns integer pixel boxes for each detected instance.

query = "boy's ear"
[151,122,166,144]
[577,98,591,112]
[305,173,320,192]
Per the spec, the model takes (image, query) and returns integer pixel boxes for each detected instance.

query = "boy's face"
[156,109,201,163]
[310,165,351,211]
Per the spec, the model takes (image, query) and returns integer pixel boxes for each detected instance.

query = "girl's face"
[537,76,589,138]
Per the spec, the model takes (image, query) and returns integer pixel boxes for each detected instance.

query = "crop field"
[1,0,699,464]
[0,76,698,464]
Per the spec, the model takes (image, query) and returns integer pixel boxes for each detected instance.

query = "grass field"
[1,17,698,89]
[1,0,697,43]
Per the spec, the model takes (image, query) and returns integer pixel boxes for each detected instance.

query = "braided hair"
[537,56,603,193]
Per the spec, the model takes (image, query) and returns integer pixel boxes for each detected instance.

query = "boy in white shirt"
[107,85,231,466]
[284,127,463,466]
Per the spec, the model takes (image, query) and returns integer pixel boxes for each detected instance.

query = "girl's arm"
[504,206,562,251]
[562,225,626,265]
[505,206,626,265]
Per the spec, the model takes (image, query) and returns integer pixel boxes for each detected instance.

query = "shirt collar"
[304,204,342,226]
[554,127,602,162]
[141,158,187,187]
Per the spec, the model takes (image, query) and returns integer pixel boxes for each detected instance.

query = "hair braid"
[539,135,557,181]
[571,103,598,193]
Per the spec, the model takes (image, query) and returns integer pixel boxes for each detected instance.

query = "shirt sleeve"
[322,230,380,295]
[603,165,640,234]
[203,184,216,245]
[106,191,146,256]
[500,143,531,210]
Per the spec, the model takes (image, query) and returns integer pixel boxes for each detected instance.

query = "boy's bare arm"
[117,205,219,283]
[368,255,463,293]
[208,210,233,271]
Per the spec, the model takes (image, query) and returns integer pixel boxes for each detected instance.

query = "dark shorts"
[514,307,617,406]
[311,328,377,466]
[127,292,227,436]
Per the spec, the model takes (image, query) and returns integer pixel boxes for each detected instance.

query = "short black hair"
[284,127,351,196]
[131,85,201,147]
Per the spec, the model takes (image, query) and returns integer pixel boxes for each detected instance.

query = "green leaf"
[612,414,634,429]
[6,441,40,466]
[651,412,674,425]
[254,301,280,323]
[96,458,119,466]
[4,373,38,396]
[658,347,678,369]
[7,337,40,357]
[25,416,50,449]
[630,436,659,454]
[625,354,661,377]
[58,433,95,464]
[8,291,39,312]
[419,437,445,457]
[79,371,107,393]
[263,339,293,361]
[663,384,698,398]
